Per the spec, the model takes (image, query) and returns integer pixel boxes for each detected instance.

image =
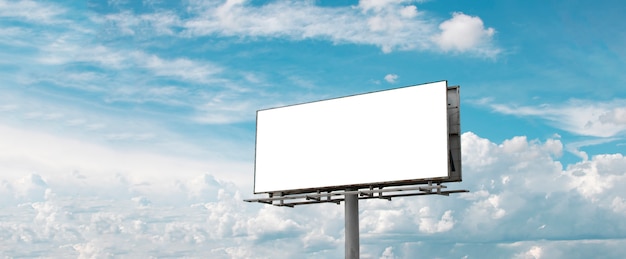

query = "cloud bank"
[1,131,625,258]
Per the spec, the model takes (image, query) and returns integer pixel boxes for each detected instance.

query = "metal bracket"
[244,183,468,207]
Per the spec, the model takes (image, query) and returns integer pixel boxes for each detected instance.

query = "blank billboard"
[255,81,453,194]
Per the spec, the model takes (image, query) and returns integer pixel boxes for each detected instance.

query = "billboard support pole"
[345,189,359,259]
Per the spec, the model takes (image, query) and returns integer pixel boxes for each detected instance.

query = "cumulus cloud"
[418,208,455,233]
[380,246,396,259]
[462,133,626,246]
[563,153,626,201]
[432,12,498,56]
[12,174,48,202]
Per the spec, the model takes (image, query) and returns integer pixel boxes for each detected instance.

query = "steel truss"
[244,181,469,207]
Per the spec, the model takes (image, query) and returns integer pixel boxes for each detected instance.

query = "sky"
[1,0,625,258]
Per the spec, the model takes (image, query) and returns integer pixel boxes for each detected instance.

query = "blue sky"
[1,0,625,258]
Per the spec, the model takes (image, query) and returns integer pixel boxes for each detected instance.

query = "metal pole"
[345,189,359,259]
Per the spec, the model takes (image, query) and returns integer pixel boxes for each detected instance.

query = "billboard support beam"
[244,183,467,206]
[345,189,359,259]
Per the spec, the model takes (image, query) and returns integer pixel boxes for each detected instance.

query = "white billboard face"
[255,81,450,194]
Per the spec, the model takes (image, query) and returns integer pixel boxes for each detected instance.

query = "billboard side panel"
[254,81,449,194]
[447,86,462,182]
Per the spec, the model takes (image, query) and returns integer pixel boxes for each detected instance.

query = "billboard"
[254,80,461,194]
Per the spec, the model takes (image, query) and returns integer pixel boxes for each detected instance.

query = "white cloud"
[564,137,620,161]
[379,246,396,259]
[600,107,626,125]
[132,52,225,84]
[361,208,411,234]
[0,104,18,112]
[25,111,64,121]
[418,208,455,233]
[2,0,501,131]
[611,196,626,214]
[0,27,31,47]
[514,246,543,259]
[384,74,398,83]
[0,124,251,192]
[0,0,66,23]
[105,132,156,141]
[489,99,626,138]
[432,12,498,57]
[459,133,626,247]
[38,41,128,69]
[193,93,257,124]
[10,21,268,125]
[400,5,418,18]
[462,133,565,189]
[13,27,259,123]
[12,174,48,202]
[86,0,499,56]
[37,38,225,85]
[563,153,626,201]
[358,0,406,13]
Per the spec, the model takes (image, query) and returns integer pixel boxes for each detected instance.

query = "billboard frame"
[251,81,462,197]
